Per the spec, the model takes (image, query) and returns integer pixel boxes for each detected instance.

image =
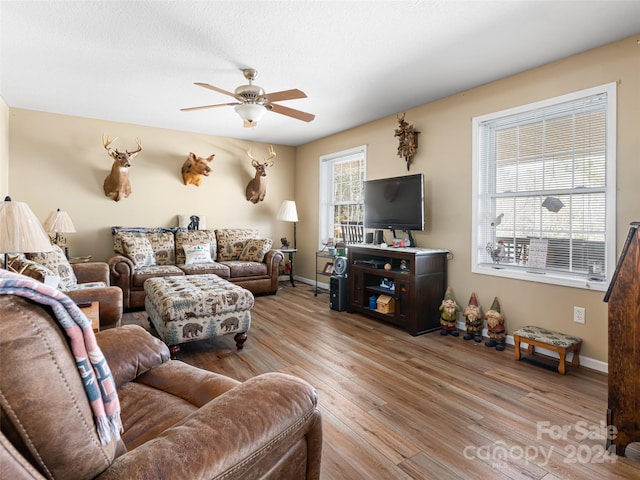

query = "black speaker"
[374,230,384,245]
[365,232,374,244]
[330,276,348,311]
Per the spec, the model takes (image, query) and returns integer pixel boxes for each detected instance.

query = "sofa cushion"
[183,244,213,265]
[26,244,77,289]
[239,238,273,262]
[114,231,176,266]
[132,265,185,288]
[178,262,230,277]
[122,236,156,267]
[223,260,268,278]
[215,229,259,261]
[175,230,217,265]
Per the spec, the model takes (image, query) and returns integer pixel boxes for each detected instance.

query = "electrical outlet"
[574,306,586,324]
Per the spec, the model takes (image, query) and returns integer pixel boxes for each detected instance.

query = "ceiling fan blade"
[194,82,238,99]
[269,103,315,122]
[180,102,240,112]
[264,89,307,103]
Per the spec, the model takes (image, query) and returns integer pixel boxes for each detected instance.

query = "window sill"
[472,264,609,292]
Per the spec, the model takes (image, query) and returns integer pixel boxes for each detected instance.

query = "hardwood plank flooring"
[122,283,640,479]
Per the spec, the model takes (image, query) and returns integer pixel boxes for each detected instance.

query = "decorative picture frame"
[323,262,334,274]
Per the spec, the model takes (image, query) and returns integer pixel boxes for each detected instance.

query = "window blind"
[474,85,614,286]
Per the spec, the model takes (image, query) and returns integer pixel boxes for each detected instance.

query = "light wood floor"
[123,282,640,480]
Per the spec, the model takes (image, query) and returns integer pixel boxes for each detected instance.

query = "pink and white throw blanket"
[0,270,122,445]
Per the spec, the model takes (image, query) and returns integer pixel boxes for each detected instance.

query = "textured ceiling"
[1,1,639,146]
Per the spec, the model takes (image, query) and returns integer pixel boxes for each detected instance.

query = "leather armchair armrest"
[264,249,284,275]
[72,261,110,284]
[96,372,322,480]
[108,254,133,280]
[66,286,123,329]
[96,325,170,387]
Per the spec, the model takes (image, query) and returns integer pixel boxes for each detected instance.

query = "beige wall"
[8,110,296,262]
[295,35,640,364]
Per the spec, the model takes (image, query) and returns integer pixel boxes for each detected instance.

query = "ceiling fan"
[181,68,315,127]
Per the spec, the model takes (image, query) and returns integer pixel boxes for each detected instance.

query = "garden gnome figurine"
[439,287,461,336]
[463,292,483,342]
[485,297,506,351]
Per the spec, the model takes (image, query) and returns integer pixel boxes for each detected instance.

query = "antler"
[102,133,118,158]
[266,145,276,164]
[246,147,258,164]
[127,138,143,157]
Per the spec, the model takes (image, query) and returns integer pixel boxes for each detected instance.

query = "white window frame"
[319,145,367,249]
[471,83,616,291]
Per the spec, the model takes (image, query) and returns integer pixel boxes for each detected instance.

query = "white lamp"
[235,104,267,124]
[277,200,298,249]
[0,196,53,270]
[43,208,76,244]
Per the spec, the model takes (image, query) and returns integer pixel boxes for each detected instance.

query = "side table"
[280,249,297,287]
[78,301,100,333]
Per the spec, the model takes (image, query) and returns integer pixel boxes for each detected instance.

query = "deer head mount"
[245,145,276,204]
[182,152,215,186]
[102,134,142,202]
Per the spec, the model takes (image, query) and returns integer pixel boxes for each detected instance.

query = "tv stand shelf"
[347,245,449,335]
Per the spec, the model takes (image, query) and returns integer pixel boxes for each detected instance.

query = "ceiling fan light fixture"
[235,103,267,124]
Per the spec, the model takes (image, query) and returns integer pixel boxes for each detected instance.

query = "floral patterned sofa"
[107,227,284,310]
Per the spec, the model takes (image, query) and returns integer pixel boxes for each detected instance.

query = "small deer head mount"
[182,152,215,186]
[102,134,142,201]
[245,145,276,204]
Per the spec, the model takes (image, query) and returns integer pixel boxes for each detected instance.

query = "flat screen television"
[364,173,424,245]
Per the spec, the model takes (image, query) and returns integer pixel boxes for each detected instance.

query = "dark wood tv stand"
[347,245,449,336]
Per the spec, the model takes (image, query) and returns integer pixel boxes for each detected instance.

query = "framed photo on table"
[323,262,334,275]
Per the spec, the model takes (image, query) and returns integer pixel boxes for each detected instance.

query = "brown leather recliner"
[12,257,123,330]
[0,293,322,480]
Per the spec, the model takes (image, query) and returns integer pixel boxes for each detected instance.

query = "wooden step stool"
[513,326,582,375]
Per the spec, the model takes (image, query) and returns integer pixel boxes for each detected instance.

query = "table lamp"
[43,208,76,256]
[0,196,53,270]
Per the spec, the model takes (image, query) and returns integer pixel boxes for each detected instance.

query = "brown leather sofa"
[12,258,123,330]
[0,291,322,480]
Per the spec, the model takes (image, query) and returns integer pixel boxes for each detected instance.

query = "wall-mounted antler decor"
[102,134,142,201]
[182,152,215,186]
[394,113,419,171]
[245,145,276,204]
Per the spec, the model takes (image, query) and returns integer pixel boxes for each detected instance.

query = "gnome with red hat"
[463,292,483,342]
[439,286,461,336]
[485,297,506,351]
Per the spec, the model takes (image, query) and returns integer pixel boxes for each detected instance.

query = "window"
[319,146,366,247]
[472,83,616,291]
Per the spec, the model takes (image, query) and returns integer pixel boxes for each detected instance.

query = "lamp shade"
[277,200,298,223]
[0,196,53,254]
[235,103,267,124]
[43,208,76,234]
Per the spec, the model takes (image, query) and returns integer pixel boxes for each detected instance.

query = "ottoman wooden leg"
[558,348,567,375]
[234,332,248,350]
[514,335,522,361]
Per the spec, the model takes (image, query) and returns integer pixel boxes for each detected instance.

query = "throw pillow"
[183,243,213,265]
[239,238,273,262]
[26,244,77,290]
[122,236,156,267]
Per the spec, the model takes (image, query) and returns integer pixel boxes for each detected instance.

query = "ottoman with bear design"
[144,274,254,358]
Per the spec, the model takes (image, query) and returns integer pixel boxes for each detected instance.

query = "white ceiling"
[1,1,639,147]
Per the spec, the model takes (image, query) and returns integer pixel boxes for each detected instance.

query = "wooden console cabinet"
[347,245,448,336]
[604,221,640,456]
